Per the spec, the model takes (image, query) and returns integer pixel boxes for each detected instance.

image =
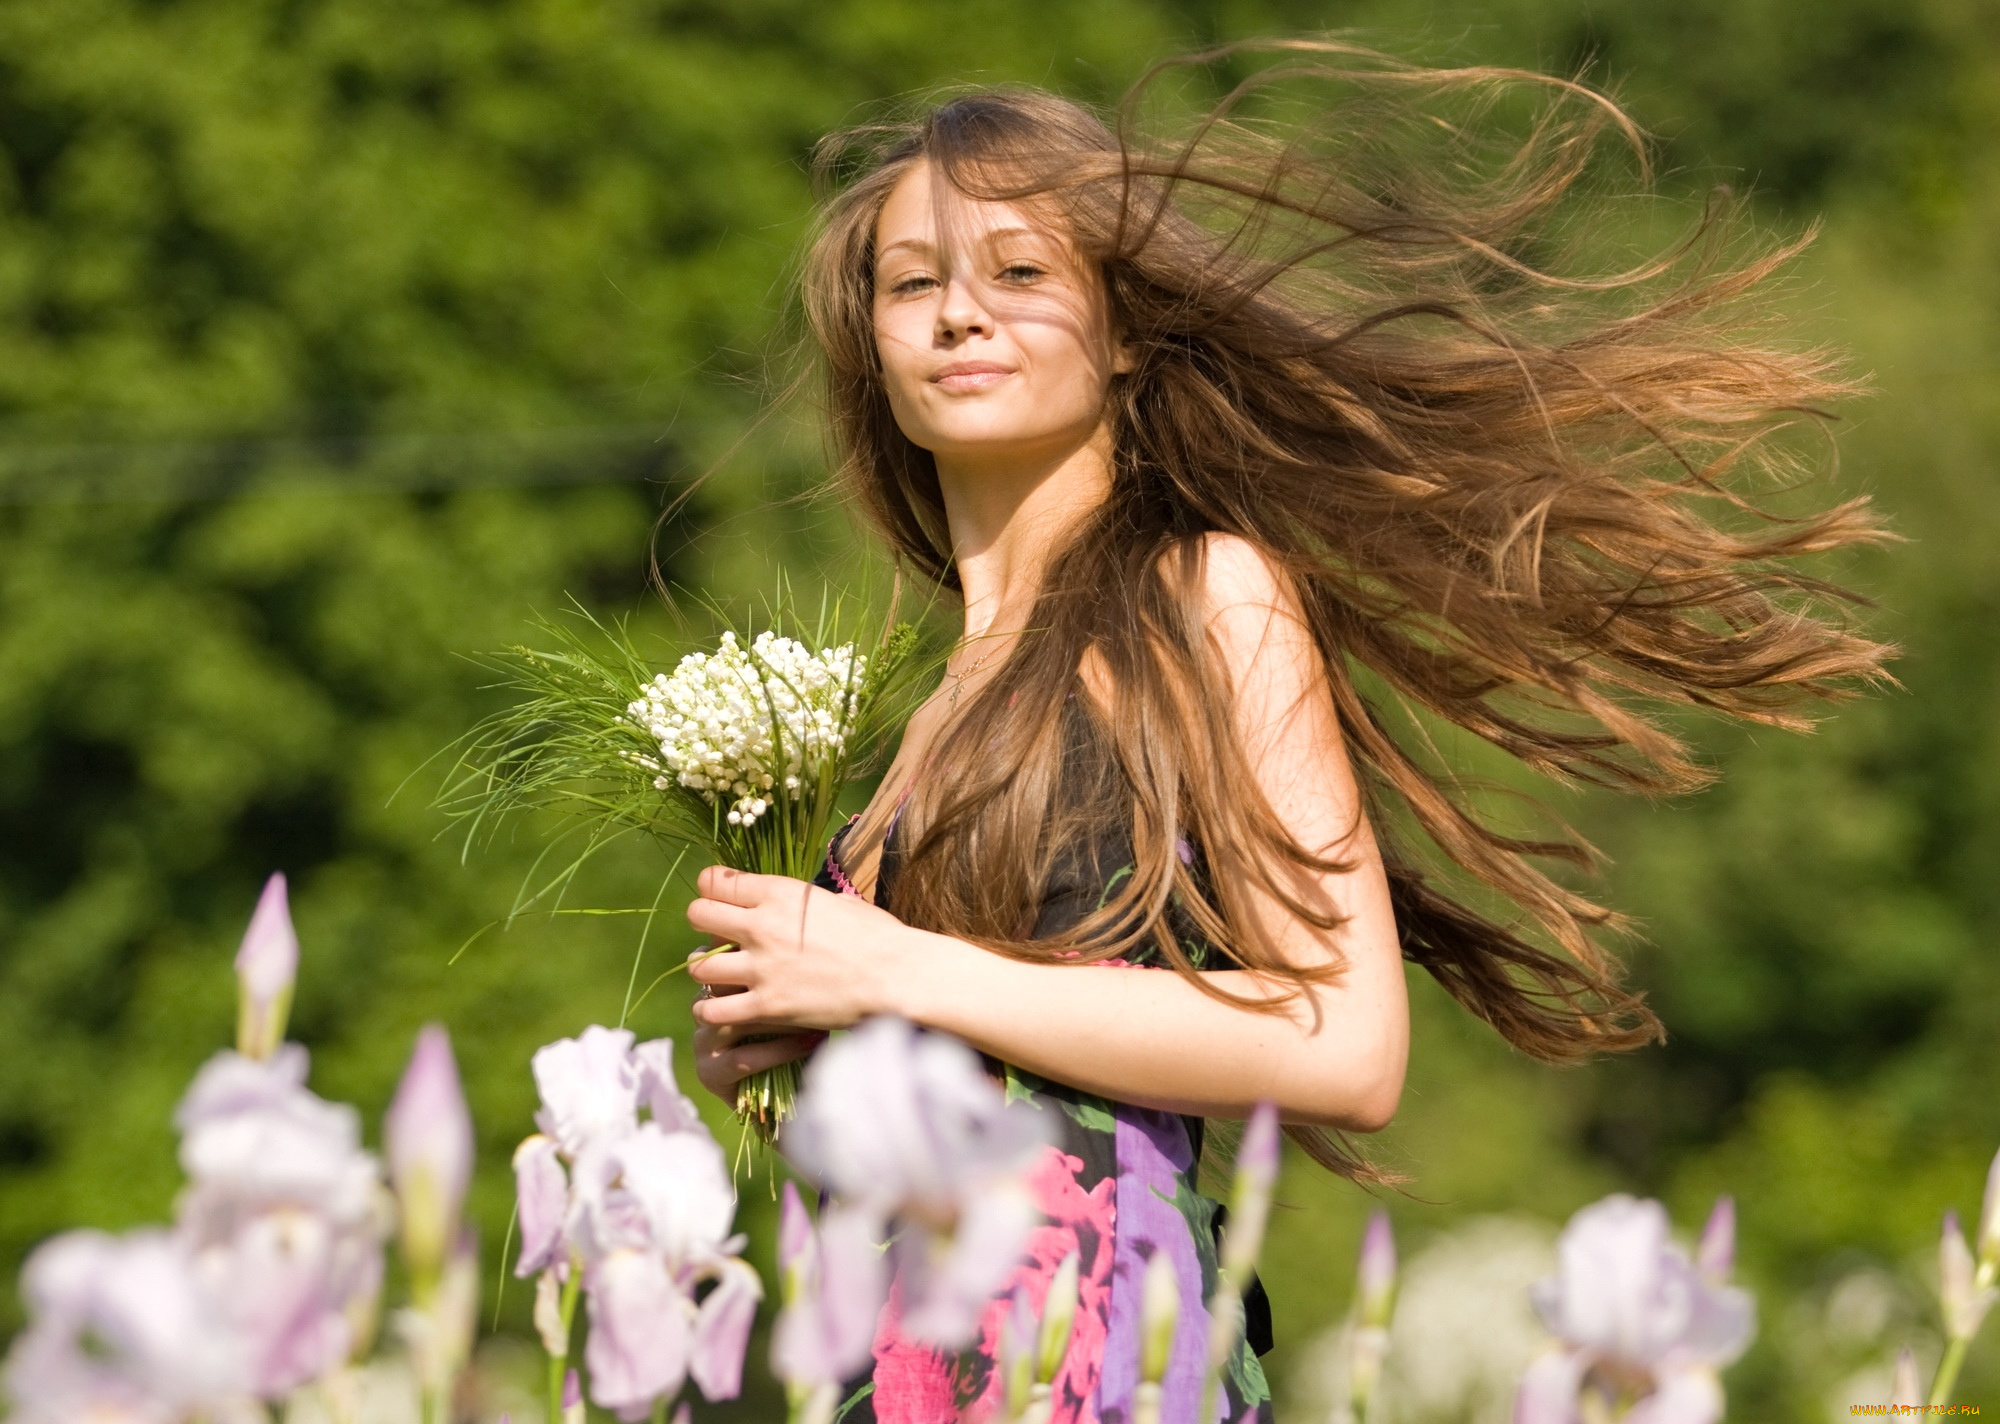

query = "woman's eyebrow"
[878,225,1051,264]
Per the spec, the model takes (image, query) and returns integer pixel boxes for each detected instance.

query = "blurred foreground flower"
[512,1025,759,1423]
[175,1045,391,1396]
[385,1026,478,1424]
[5,1229,250,1424]
[1923,1195,1998,1406]
[386,1025,475,1296]
[782,1015,1053,1349]
[3,877,393,1423]
[1329,1210,1397,1424]
[1199,1102,1279,1424]
[1132,1249,1181,1424]
[235,872,299,1062]
[996,1249,1080,1424]
[1515,1194,1753,1424]
[1891,1346,1923,1407]
[772,1180,884,1424]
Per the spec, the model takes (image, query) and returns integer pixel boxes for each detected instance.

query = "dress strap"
[823,814,863,898]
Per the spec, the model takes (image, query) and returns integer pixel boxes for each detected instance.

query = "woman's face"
[871,161,1127,466]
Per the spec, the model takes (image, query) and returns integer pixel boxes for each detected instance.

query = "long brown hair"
[798,44,1891,1177]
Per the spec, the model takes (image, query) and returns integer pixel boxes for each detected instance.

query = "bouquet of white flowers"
[441,600,926,1142]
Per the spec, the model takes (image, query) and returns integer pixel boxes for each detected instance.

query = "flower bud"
[1940,1210,1994,1342]
[562,1367,585,1424]
[1348,1212,1396,1420]
[1357,1210,1396,1329]
[779,1180,814,1300]
[1138,1250,1180,1388]
[386,1025,474,1295]
[234,873,298,1060]
[1891,1346,1922,1408]
[1696,1196,1736,1285]
[1979,1145,2000,1272]
[1035,1250,1081,1386]
[999,1287,1035,1420]
[1222,1102,1279,1280]
[534,1269,569,1358]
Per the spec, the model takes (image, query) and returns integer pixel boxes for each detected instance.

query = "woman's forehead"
[874,163,1068,262]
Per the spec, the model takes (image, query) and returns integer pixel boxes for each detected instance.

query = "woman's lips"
[931,363,1014,393]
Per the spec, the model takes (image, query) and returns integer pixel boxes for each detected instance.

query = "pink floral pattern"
[861,1145,1116,1424]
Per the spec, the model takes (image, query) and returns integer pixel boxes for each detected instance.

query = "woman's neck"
[936,420,1115,641]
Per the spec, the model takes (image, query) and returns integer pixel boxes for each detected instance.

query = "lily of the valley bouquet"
[444,600,924,1144]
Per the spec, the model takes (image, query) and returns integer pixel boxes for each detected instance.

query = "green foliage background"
[0,0,1994,1418]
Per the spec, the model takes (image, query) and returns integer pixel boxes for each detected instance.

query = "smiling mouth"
[931,365,1014,392]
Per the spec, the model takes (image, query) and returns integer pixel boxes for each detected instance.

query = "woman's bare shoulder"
[1188,532,1307,630]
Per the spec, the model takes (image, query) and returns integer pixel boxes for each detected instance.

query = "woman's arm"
[688,535,1408,1130]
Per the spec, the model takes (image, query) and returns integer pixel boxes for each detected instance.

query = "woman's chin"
[913,422,1104,470]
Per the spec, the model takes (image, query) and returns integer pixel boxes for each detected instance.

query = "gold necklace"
[943,638,1006,706]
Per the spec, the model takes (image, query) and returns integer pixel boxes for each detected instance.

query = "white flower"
[532,1025,645,1156]
[3,1228,248,1424]
[175,1047,384,1230]
[785,1016,1049,1222]
[626,631,865,829]
[773,1181,889,1393]
[512,1030,761,1418]
[783,1016,1054,1348]
[1516,1195,1754,1424]
[171,1046,390,1398]
[566,1124,739,1269]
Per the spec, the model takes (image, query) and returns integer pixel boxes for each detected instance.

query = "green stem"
[548,1262,583,1424]
[491,1202,519,1331]
[1929,1336,1969,1406]
[626,943,733,1021]
[618,866,679,1028]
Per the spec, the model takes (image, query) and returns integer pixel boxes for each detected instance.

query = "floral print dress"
[813,817,1275,1424]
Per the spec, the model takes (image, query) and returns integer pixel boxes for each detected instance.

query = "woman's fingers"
[696,864,791,908]
[685,896,755,942]
[719,1032,820,1079]
[690,1026,822,1101]
[689,946,756,990]
[692,987,766,1027]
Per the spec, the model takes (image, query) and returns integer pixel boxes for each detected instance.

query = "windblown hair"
[798,44,1891,1178]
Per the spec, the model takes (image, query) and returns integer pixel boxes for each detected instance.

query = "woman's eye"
[999,263,1044,284]
[887,274,938,296]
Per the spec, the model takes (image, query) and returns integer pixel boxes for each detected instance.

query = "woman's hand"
[688,1019,822,1105]
[685,865,929,1034]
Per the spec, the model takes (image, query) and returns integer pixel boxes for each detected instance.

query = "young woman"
[682,48,1888,1423]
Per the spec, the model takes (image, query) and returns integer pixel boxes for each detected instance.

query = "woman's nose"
[935,277,992,342]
